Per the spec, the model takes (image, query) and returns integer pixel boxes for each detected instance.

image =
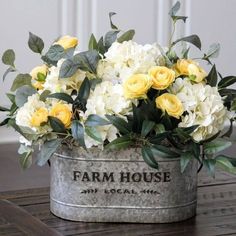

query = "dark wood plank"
[0,199,62,236]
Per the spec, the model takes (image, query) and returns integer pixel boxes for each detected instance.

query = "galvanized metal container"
[50,146,198,223]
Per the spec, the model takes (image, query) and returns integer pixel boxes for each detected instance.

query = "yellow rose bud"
[50,103,72,128]
[30,64,48,90]
[156,93,183,119]
[148,66,175,90]
[123,74,153,99]
[30,107,48,127]
[187,63,207,83]
[173,59,207,83]
[55,35,78,50]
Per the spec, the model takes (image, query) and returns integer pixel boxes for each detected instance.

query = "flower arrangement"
[1,2,236,175]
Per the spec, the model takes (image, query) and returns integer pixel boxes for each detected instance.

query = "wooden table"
[0,170,236,236]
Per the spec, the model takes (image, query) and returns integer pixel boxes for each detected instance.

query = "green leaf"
[37,139,61,166]
[71,120,86,148]
[85,126,103,143]
[106,135,133,150]
[2,49,15,67]
[15,85,37,107]
[6,93,15,103]
[132,103,143,133]
[104,30,120,49]
[88,34,98,50]
[218,76,236,89]
[44,44,65,62]
[76,77,91,102]
[141,120,155,137]
[169,1,180,16]
[59,58,79,78]
[204,139,232,154]
[219,88,236,97]
[148,132,169,144]
[117,30,135,43]
[89,78,102,90]
[97,37,106,55]
[205,43,220,59]
[141,146,159,169]
[105,115,130,134]
[151,145,179,158]
[11,74,32,92]
[0,106,10,112]
[48,93,74,104]
[192,142,201,160]
[86,114,110,126]
[109,12,118,30]
[216,155,236,174]
[171,15,188,23]
[181,125,199,134]
[19,152,33,170]
[206,64,217,86]
[172,35,201,50]
[37,72,46,82]
[180,152,193,173]
[74,50,100,74]
[203,159,216,177]
[3,67,16,81]
[0,118,10,126]
[28,32,44,54]
[39,90,51,102]
[48,116,66,133]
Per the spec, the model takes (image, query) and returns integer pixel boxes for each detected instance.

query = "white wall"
[0,0,236,143]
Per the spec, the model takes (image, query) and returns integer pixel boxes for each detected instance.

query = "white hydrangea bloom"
[97,41,164,84]
[43,59,86,94]
[169,78,228,141]
[82,81,132,148]
[15,94,51,134]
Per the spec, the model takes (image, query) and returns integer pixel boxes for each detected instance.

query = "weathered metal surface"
[50,146,198,223]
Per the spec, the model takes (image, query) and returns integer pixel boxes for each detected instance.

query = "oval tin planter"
[50,146,198,223]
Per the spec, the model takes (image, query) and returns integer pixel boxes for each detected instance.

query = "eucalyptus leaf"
[15,86,37,107]
[105,115,130,134]
[19,151,33,170]
[86,114,110,126]
[169,1,180,16]
[109,12,118,30]
[2,49,15,67]
[28,32,44,54]
[106,135,133,150]
[48,93,74,104]
[44,44,65,62]
[204,139,232,154]
[205,43,220,59]
[71,120,86,148]
[3,67,16,81]
[172,35,201,50]
[85,126,103,143]
[59,58,79,78]
[0,118,10,126]
[39,90,51,102]
[180,152,193,173]
[0,106,10,112]
[37,139,61,166]
[141,146,159,169]
[117,30,135,43]
[48,116,66,133]
[104,30,120,49]
[11,74,32,92]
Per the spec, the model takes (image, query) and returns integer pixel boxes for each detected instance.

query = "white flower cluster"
[15,94,51,133]
[82,81,132,148]
[169,78,228,141]
[43,59,86,94]
[97,40,163,84]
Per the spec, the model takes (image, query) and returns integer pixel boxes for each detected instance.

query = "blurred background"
[0,0,236,143]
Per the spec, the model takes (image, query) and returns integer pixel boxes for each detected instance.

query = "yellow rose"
[123,74,153,99]
[30,107,48,127]
[156,93,183,119]
[173,59,207,83]
[30,64,48,90]
[55,35,78,49]
[148,66,175,90]
[50,103,72,127]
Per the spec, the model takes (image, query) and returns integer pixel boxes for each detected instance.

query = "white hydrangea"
[82,81,132,148]
[169,78,228,141]
[15,94,47,130]
[97,40,164,84]
[43,59,86,94]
